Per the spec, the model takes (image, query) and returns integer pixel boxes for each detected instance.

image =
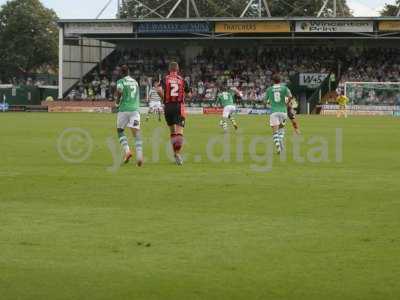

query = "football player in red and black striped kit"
[157,62,191,165]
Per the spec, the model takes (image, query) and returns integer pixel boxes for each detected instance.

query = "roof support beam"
[96,0,114,19]
[317,0,329,17]
[240,0,271,18]
[133,0,165,18]
[240,0,255,18]
[190,0,201,17]
[167,0,184,18]
[263,0,272,17]
[186,0,190,18]
[333,0,337,17]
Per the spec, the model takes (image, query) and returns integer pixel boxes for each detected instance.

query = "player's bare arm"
[115,90,122,106]
[184,81,192,100]
[231,87,242,98]
[214,94,220,107]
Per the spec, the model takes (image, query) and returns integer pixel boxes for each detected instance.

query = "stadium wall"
[320,104,400,116]
[39,101,272,116]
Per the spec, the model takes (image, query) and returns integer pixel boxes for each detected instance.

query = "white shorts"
[269,112,288,127]
[149,101,163,111]
[223,105,236,119]
[117,111,141,130]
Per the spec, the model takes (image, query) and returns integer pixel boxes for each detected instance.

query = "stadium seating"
[341,48,400,83]
[66,47,400,105]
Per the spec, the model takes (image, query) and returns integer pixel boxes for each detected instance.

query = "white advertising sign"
[296,21,373,33]
[65,23,133,36]
[299,73,329,87]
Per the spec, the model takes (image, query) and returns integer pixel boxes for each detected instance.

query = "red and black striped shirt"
[162,72,190,104]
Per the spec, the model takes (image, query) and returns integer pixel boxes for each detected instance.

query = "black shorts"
[288,108,296,120]
[164,102,186,127]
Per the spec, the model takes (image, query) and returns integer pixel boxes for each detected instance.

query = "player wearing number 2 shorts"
[265,74,293,154]
[157,62,190,165]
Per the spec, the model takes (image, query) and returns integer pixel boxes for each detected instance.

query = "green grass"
[0,113,399,300]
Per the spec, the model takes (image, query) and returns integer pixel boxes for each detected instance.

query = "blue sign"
[138,22,210,34]
[249,108,270,115]
[394,111,400,117]
[0,102,9,112]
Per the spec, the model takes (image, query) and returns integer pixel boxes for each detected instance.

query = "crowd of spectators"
[340,48,400,83]
[334,48,400,105]
[339,83,400,106]
[67,46,337,103]
[0,77,53,87]
[187,47,337,103]
[66,46,400,106]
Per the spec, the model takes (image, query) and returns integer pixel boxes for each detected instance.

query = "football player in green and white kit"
[215,85,242,132]
[265,74,293,154]
[115,65,143,166]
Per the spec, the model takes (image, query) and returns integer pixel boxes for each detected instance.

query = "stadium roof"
[57,17,400,41]
[58,16,400,24]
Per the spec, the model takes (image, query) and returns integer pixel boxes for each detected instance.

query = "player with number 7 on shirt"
[115,65,144,166]
[157,62,191,165]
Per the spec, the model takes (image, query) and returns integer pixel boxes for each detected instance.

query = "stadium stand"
[67,46,336,102]
[65,46,400,106]
[340,48,400,83]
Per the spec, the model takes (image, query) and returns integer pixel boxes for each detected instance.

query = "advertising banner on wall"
[186,107,204,115]
[49,106,112,113]
[320,105,398,116]
[64,22,134,36]
[248,108,271,115]
[45,101,113,113]
[203,107,223,115]
[138,22,210,34]
[0,102,9,112]
[296,21,373,33]
[379,21,400,32]
[215,21,290,33]
[203,107,270,115]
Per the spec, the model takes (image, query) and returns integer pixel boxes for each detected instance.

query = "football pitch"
[0,113,399,300]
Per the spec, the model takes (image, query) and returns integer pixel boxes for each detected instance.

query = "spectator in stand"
[342,48,400,83]
[69,46,400,105]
